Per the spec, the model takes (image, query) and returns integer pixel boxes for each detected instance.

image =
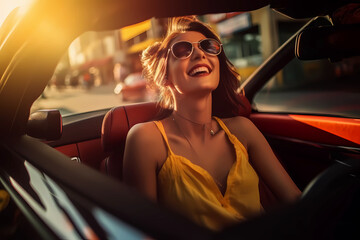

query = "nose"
[191,43,206,60]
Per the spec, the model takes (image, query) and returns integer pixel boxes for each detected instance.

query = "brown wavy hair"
[141,16,243,117]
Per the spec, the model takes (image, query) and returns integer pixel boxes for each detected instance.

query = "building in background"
[55,7,306,90]
[116,18,164,74]
[53,18,164,89]
[204,6,307,86]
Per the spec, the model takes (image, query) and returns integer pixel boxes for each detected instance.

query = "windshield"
[31,8,305,116]
[31,7,359,119]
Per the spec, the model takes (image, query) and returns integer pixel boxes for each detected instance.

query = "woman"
[123,16,301,231]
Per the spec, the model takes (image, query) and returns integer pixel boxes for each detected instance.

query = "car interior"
[28,15,358,189]
[1,0,359,239]
[22,11,359,237]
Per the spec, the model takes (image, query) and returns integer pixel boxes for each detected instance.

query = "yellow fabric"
[154,117,262,231]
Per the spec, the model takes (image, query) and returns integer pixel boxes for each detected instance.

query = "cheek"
[168,60,186,83]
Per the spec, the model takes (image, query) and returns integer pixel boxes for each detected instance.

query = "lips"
[188,64,212,77]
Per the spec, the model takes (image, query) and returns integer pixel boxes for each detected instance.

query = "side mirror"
[295,24,360,61]
[26,109,62,141]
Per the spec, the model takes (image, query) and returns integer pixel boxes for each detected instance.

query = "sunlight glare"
[0,0,30,27]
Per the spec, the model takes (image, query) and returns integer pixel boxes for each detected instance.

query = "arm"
[232,117,301,203]
[123,122,163,202]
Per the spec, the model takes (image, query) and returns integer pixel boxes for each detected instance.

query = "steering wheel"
[218,157,360,240]
[299,157,360,239]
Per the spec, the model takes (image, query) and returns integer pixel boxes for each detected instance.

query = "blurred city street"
[31,83,124,116]
[31,82,360,119]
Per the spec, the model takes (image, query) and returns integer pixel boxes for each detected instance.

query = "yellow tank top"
[154,117,262,231]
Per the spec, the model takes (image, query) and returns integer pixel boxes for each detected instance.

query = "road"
[31,83,125,116]
[31,84,360,119]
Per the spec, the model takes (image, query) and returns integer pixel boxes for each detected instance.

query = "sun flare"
[0,0,29,27]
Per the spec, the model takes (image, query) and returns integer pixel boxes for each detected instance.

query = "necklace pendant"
[210,130,215,136]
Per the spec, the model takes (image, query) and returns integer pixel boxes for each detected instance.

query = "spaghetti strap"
[213,116,248,154]
[153,121,172,152]
[213,117,232,136]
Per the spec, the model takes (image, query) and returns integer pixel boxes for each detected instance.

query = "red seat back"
[101,102,160,180]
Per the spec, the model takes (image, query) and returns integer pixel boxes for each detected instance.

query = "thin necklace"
[172,115,199,158]
[173,112,215,136]
[172,115,224,190]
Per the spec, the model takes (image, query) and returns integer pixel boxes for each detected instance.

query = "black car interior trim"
[4,135,214,239]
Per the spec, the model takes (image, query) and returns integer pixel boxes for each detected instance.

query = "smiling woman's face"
[167,31,220,96]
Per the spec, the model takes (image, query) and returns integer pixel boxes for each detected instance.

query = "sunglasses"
[169,38,222,59]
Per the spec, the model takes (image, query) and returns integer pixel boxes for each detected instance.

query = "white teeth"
[189,66,210,76]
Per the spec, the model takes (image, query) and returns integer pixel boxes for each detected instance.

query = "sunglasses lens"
[172,41,193,59]
[200,39,221,55]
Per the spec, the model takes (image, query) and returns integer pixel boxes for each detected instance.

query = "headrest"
[27,109,62,141]
[237,94,252,118]
[101,102,159,152]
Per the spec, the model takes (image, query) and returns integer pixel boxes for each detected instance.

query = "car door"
[48,109,110,170]
[242,17,360,191]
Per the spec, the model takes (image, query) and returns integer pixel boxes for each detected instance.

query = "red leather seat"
[101,102,161,180]
[100,96,278,209]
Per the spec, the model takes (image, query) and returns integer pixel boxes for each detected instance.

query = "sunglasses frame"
[169,38,223,60]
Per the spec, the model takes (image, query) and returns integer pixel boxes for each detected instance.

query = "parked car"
[114,72,158,102]
[0,0,359,239]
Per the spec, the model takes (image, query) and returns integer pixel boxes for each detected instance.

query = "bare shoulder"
[222,116,257,134]
[127,121,161,145]
[220,116,259,149]
[125,121,167,168]
[222,115,253,127]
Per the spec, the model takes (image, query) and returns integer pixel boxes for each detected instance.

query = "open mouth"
[188,65,212,76]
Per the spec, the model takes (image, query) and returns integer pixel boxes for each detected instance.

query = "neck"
[171,92,215,140]
[173,92,213,123]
